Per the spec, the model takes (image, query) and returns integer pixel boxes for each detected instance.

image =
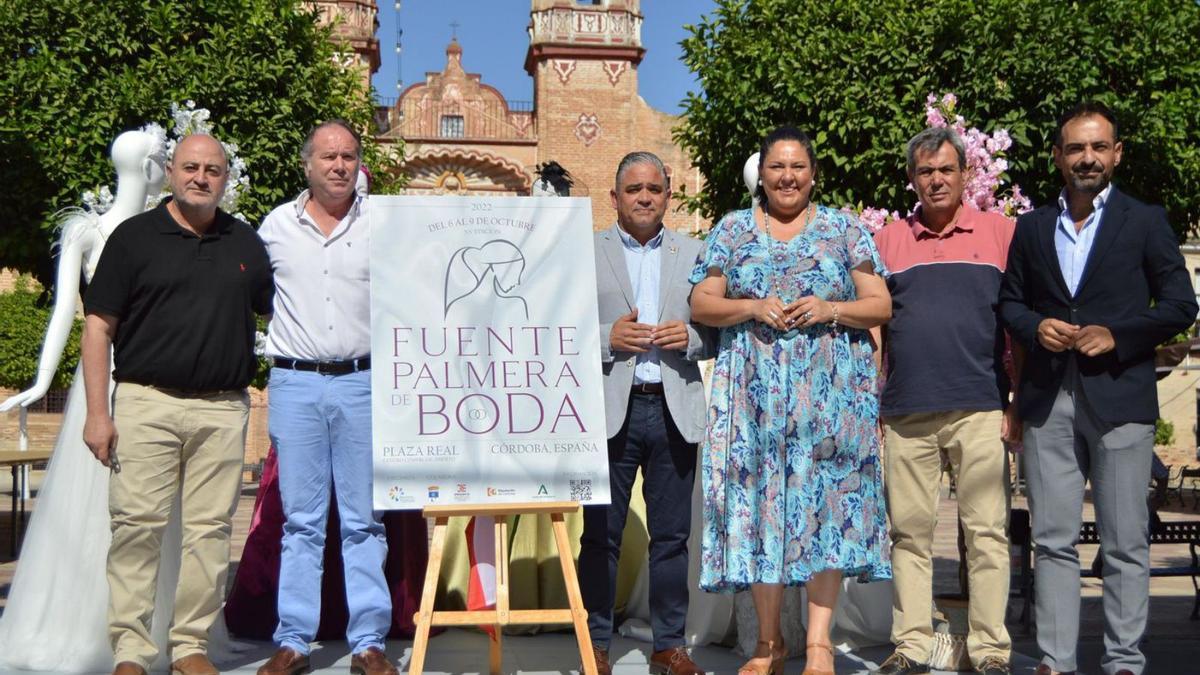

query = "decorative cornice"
[525,44,644,76]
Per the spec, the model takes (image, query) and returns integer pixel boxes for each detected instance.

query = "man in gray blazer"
[578,152,713,675]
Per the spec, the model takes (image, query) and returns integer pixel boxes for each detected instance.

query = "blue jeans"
[268,367,390,654]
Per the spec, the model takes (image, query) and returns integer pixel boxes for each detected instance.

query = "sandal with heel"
[801,641,835,675]
[738,639,788,675]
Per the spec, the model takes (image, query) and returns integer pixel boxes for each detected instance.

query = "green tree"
[0,279,82,390]
[0,0,401,285]
[677,0,1200,236]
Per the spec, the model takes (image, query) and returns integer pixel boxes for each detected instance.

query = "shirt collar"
[155,197,232,237]
[615,223,665,251]
[293,189,364,223]
[1057,183,1112,218]
[909,203,975,239]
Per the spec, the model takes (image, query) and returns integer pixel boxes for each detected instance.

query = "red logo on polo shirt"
[239,263,246,272]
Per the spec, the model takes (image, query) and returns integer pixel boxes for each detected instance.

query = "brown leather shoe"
[113,663,148,675]
[171,653,219,675]
[258,647,310,675]
[581,646,613,675]
[350,647,398,675]
[650,646,705,675]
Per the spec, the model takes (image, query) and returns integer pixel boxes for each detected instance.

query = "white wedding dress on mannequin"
[0,129,187,672]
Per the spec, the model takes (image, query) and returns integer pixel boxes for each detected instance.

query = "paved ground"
[2,468,1199,673]
[0,630,1038,675]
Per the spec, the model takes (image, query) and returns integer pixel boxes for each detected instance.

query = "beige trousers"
[107,383,248,668]
[883,409,1011,666]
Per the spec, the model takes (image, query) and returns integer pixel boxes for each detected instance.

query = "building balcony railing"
[529,6,642,47]
[373,97,535,142]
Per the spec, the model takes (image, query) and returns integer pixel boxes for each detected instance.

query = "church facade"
[316,0,706,234]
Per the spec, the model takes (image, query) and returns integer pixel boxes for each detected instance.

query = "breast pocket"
[347,242,370,281]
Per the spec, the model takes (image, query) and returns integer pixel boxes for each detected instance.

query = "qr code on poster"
[569,479,592,502]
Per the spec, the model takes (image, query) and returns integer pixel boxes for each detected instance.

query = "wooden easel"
[408,501,598,675]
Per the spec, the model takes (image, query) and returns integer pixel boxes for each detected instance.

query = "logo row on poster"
[383,479,596,506]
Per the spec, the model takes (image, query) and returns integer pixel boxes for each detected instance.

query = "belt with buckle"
[273,356,371,375]
[631,382,664,395]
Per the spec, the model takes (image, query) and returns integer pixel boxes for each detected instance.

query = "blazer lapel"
[1074,187,1127,295]
[600,224,636,310]
[657,228,681,322]
[1035,207,1072,300]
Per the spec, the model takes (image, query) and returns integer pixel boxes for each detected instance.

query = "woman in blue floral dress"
[690,126,892,675]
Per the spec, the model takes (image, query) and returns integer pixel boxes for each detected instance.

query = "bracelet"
[830,302,840,331]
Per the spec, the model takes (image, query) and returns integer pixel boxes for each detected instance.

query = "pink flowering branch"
[848,92,1031,233]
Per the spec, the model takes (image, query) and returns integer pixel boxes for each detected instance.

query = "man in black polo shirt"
[82,134,273,675]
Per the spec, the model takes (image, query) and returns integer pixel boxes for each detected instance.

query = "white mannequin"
[743,151,761,207]
[1,130,164,412]
[0,129,190,673]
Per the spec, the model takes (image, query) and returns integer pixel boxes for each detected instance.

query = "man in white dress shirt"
[255,120,396,675]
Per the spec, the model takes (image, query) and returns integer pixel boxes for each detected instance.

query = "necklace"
[762,202,815,336]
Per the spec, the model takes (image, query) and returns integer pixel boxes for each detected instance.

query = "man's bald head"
[174,134,228,167]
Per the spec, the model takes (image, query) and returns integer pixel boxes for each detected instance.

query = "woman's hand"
[787,295,834,328]
[752,296,791,331]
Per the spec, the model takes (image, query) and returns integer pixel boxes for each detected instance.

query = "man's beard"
[1068,164,1109,194]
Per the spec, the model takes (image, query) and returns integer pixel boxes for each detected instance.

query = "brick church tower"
[525,0,698,232]
[308,0,381,90]
[378,0,702,233]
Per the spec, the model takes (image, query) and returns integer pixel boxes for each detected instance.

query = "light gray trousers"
[1023,362,1153,675]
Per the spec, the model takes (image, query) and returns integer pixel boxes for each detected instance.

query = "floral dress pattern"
[691,206,892,592]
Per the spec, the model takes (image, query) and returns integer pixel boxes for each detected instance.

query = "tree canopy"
[676,0,1200,237]
[0,0,396,285]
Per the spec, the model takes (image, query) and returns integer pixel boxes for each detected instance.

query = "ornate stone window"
[440,115,465,138]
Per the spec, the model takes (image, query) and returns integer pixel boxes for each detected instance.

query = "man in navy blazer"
[999,102,1197,675]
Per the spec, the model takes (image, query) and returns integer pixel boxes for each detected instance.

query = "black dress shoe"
[871,652,930,675]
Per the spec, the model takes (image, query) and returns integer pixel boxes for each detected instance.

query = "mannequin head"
[742,152,761,205]
[110,129,166,196]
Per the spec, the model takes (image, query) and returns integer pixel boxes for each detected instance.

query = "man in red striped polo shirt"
[871,127,1020,675]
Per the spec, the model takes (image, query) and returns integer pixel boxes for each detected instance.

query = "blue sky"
[374,1,718,114]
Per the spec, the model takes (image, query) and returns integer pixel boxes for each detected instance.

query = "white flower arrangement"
[80,185,115,214]
[83,101,251,221]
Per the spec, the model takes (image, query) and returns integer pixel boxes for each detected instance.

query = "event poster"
[369,196,610,510]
